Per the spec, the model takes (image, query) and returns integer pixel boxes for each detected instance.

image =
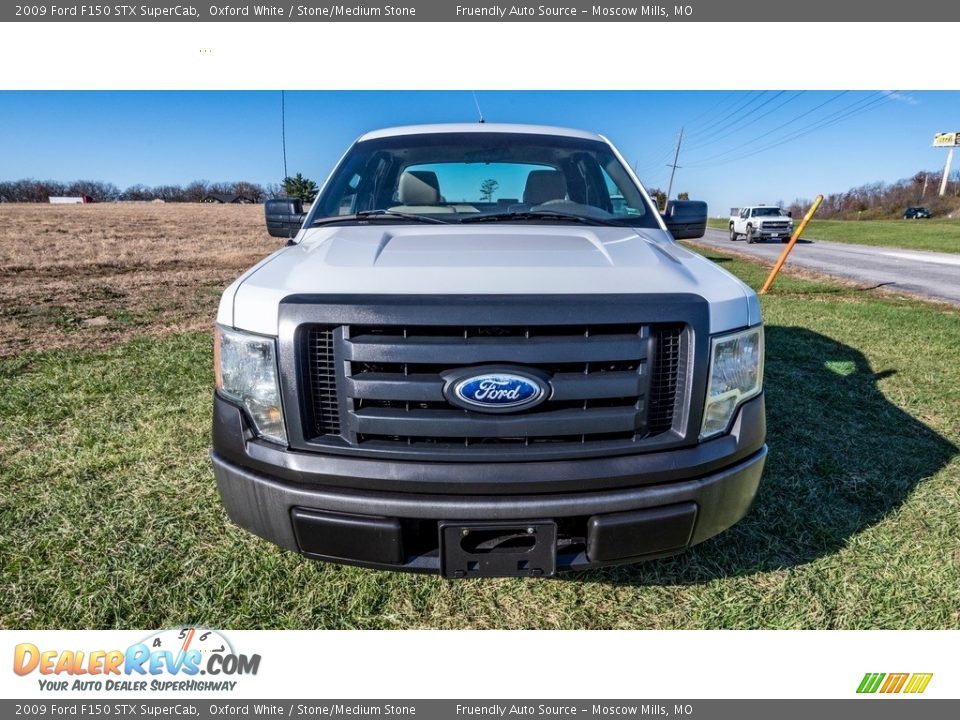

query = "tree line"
[786,168,960,220]
[5,169,957,219]
[0,176,321,203]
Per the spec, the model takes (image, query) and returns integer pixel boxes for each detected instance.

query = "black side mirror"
[265,198,306,238]
[662,200,708,240]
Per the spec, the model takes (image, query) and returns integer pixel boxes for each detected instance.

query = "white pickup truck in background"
[729,206,794,243]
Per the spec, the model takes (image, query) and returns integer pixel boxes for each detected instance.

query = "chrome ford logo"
[444,368,548,413]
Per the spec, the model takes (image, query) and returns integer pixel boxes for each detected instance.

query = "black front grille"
[307,326,340,436]
[304,322,687,457]
[648,324,683,433]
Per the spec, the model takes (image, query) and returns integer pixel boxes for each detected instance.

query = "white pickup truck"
[212,123,767,578]
[729,206,794,243]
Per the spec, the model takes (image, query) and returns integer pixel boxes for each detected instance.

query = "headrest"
[523,170,567,205]
[398,171,441,205]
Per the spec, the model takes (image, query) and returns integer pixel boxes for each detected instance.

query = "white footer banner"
[1,630,955,700]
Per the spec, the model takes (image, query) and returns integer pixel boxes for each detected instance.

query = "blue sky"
[0,90,956,215]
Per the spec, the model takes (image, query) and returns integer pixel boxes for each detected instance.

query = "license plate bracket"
[439,521,557,578]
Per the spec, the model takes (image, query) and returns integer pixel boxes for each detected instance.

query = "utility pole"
[665,127,684,211]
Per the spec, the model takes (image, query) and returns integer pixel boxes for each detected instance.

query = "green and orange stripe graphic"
[857,672,933,694]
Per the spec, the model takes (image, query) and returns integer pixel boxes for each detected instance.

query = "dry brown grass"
[0,203,281,356]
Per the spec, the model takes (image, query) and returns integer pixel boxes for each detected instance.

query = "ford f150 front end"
[211,124,767,577]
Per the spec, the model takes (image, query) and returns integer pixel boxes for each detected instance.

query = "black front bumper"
[211,393,766,574]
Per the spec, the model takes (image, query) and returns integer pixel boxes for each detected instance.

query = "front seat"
[522,170,568,206]
[390,170,454,213]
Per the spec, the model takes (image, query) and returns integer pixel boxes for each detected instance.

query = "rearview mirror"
[265,198,306,238]
[662,200,708,240]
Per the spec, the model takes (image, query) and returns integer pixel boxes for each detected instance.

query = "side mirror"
[662,200,708,240]
[265,198,306,238]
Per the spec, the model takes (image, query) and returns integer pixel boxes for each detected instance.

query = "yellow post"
[759,194,824,295]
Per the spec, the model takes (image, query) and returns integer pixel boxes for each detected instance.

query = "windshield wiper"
[459,211,620,227]
[310,209,449,226]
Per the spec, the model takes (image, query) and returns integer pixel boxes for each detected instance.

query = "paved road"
[693,228,960,305]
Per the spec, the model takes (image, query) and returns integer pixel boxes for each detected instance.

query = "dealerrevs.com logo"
[13,628,261,692]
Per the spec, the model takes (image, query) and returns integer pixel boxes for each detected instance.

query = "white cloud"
[882,90,919,106]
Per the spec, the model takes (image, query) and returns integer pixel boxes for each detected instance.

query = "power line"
[633,92,746,179]
[685,91,853,166]
[691,91,766,135]
[698,91,804,147]
[686,91,787,148]
[682,91,739,132]
[677,92,763,151]
[743,93,891,155]
[633,144,678,175]
[690,92,892,168]
[728,92,886,160]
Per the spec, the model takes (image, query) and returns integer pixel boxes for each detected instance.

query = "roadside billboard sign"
[933,132,959,147]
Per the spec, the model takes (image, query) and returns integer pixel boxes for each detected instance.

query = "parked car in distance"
[212,123,766,578]
[903,207,932,219]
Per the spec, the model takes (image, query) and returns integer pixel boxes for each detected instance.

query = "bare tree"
[183,181,209,203]
[121,184,154,201]
[232,181,265,202]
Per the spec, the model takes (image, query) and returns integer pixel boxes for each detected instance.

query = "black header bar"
[5,0,958,22]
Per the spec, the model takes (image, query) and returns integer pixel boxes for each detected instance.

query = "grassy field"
[1,205,959,629]
[707,216,960,254]
[0,203,275,356]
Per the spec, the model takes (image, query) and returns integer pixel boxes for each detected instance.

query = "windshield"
[752,207,784,217]
[305,131,660,228]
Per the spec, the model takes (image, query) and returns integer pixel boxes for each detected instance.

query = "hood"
[223,224,757,335]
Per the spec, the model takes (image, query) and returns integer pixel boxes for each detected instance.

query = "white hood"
[219,225,759,335]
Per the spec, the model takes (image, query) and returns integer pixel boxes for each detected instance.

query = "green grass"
[2,257,959,629]
[707,217,960,254]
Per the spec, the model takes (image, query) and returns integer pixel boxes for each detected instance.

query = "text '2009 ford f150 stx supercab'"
[212,123,767,578]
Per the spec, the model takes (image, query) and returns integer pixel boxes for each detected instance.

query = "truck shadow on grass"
[577,325,958,585]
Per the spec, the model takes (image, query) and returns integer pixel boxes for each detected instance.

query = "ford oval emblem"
[445,368,549,414]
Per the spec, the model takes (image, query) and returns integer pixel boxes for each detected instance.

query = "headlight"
[700,326,764,439]
[214,325,287,445]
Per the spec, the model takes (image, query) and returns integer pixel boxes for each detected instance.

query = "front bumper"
[211,393,767,574]
[755,227,792,238]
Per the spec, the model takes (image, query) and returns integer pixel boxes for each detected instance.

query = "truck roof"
[357,123,605,142]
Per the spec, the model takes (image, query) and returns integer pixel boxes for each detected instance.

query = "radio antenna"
[472,91,486,123]
[281,90,289,178]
